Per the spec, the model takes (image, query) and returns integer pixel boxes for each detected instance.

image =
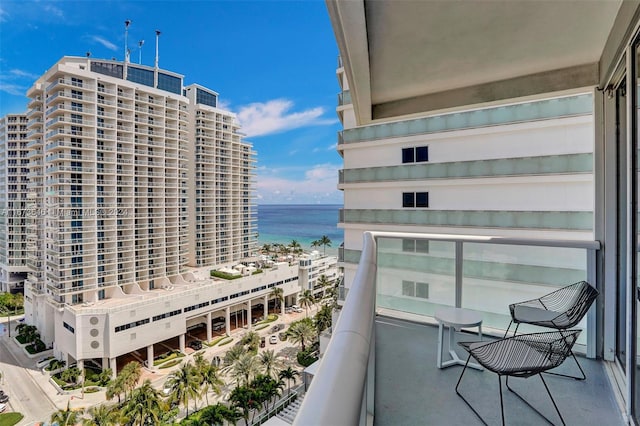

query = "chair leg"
[456,355,489,426]
[503,321,513,339]
[539,373,566,426]
[498,375,505,426]
[543,349,586,381]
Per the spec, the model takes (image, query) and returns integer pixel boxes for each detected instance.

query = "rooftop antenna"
[86,51,91,58]
[155,30,161,69]
[124,20,131,63]
[138,40,144,64]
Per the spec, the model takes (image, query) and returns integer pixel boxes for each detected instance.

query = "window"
[196,88,217,108]
[402,280,429,299]
[402,146,429,163]
[403,192,429,208]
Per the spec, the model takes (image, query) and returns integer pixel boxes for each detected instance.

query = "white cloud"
[43,4,64,18]
[256,163,342,204]
[217,99,231,111]
[0,68,39,96]
[237,99,337,137]
[92,36,118,51]
[10,69,39,80]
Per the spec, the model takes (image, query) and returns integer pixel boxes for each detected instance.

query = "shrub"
[15,334,28,345]
[158,359,182,369]
[296,348,318,367]
[210,270,242,280]
[25,339,46,354]
[84,386,100,394]
[218,337,233,346]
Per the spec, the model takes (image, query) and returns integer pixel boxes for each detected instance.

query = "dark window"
[127,66,154,87]
[402,280,415,297]
[416,282,429,299]
[196,88,218,108]
[416,192,429,207]
[157,73,182,94]
[402,148,414,163]
[91,61,124,79]
[416,146,429,162]
[403,192,415,208]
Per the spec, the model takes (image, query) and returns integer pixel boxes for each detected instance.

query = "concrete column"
[206,312,212,342]
[77,359,84,372]
[281,293,286,315]
[179,334,186,353]
[264,295,269,318]
[147,344,154,370]
[101,357,109,370]
[225,306,231,336]
[109,358,117,379]
[246,302,252,330]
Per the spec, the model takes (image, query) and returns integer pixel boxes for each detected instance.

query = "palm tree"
[261,243,272,256]
[224,344,248,368]
[241,331,261,352]
[290,240,302,254]
[60,366,81,385]
[120,361,142,398]
[97,368,112,386]
[51,401,83,426]
[259,349,279,378]
[82,404,119,426]
[298,289,315,317]
[199,363,225,406]
[314,303,332,341]
[120,379,166,426]
[231,352,261,386]
[105,374,125,404]
[310,240,321,251]
[319,235,332,256]
[278,367,300,395]
[199,403,240,426]
[164,362,200,417]
[229,385,261,426]
[286,320,315,352]
[270,287,284,314]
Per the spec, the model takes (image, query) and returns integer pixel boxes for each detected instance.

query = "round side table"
[435,307,483,370]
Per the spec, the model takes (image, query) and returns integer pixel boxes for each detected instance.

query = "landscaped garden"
[14,324,47,354]
[0,412,24,426]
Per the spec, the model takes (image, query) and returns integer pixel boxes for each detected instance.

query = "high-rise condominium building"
[0,114,30,293]
[14,56,259,368]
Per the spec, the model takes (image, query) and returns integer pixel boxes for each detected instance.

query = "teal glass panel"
[342,153,592,183]
[342,209,593,231]
[342,94,593,144]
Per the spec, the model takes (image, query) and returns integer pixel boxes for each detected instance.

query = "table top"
[435,307,482,327]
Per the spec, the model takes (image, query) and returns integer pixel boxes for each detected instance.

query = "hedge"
[210,270,242,280]
[159,359,183,369]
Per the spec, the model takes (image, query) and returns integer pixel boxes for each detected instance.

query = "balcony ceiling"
[327,0,627,124]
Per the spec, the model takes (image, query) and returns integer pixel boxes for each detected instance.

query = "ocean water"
[257,204,343,255]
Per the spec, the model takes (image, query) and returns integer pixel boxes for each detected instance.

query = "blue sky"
[0,0,343,205]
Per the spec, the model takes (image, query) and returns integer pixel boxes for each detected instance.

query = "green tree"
[60,366,81,384]
[224,344,248,368]
[287,319,315,352]
[200,363,225,406]
[231,352,261,386]
[290,240,302,254]
[259,349,279,379]
[120,379,167,426]
[82,404,120,426]
[50,401,84,426]
[270,287,284,314]
[229,385,261,426]
[199,403,240,426]
[298,289,315,317]
[164,362,200,417]
[310,240,321,251]
[105,374,125,404]
[314,303,333,341]
[278,367,300,395]
[319,235,332,256]
[97,368,112,386]
[241,331,261,353]
[120,361,142,399]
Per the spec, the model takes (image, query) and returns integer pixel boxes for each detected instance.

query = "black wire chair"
[456,330,581,426]
[504,281,598,380]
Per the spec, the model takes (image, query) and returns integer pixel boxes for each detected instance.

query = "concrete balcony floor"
[375,316,625,426]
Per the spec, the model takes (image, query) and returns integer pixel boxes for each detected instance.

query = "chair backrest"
[540,281,599,329]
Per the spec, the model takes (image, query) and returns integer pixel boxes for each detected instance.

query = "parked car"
[0,403,6,413]
[188,340,202,350]
[260,337,266,348]
[0,394,8,404]
[269,335,278,344]
[279,332,288,341]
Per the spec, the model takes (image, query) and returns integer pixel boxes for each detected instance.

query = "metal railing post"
[586,247,597,359]
[455,241,463,308]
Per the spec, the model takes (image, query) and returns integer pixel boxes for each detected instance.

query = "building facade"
[0,114,30,293]
[9,56,260,370]
[336,62,595,299]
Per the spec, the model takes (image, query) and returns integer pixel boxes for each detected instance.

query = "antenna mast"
[138,40,144,64]
[155,30,161,69]
[124,20,131,63]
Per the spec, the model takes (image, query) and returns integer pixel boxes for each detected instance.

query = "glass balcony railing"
[295,231,601,425]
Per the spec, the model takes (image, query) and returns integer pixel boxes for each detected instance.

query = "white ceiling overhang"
[327,0,634,125]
